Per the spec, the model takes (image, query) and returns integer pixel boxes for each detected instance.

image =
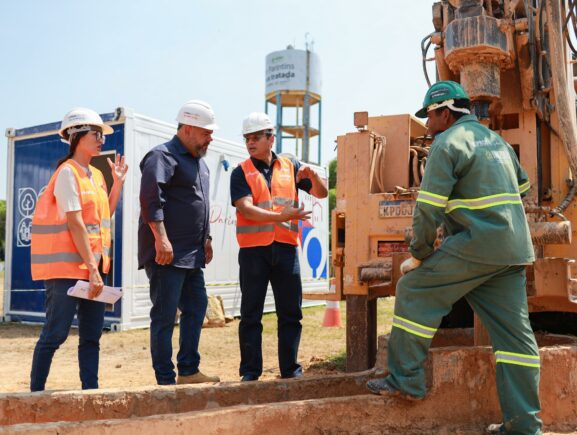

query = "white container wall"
[4,108,329,330]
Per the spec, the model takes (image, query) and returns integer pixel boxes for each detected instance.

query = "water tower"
[264,45,322,164]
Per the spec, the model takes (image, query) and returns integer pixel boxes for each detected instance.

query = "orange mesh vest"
[31,159,112,280]
[236,156,300,247]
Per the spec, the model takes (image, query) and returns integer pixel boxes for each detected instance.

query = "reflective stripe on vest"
[392,315,437,339]
[31,251,104,266]
[254,200,273,209]
[31,252,83,264]
[32,223,102,235]
[31,160,112,280]
[237,224,275,234]
[277,221,299,232]
[236,157,299,247]
[519,181,531,194]
[495,350,540,368]
[274,197,299,207]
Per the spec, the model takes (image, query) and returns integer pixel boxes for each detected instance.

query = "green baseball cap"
[415,80,470,118]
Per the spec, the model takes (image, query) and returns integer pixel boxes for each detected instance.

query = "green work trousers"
[387,250,542,434]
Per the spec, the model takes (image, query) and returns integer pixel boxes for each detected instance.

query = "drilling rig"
[315,0,577,371]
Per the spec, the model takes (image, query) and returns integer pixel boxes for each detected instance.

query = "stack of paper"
[67,280,122,304]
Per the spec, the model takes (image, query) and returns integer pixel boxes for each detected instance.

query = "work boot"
[366,377,422,401]
[177,371,220,384]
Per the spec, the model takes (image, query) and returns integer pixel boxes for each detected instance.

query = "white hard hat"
[176,100,219,130]
[242,112,275,135]
[59,107,114,139]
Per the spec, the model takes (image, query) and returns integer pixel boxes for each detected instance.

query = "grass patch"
[258,298,395,375]
[309,350,346,372]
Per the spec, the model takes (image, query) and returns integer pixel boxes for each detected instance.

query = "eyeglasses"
[89,130,105,143]
[244,132,270,144]
[67,125,106,143]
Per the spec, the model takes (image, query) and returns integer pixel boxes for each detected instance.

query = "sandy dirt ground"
[0,300,394,393]
[0,291,572,434]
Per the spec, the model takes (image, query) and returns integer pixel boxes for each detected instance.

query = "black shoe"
[157,380,176,386]
[241,374,259,382]
[281,369,303,379]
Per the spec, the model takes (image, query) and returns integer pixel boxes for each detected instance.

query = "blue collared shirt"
[138,135,210,269]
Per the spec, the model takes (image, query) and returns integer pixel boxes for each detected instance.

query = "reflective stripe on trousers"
[392,315,437,339]
[495,350,540,368]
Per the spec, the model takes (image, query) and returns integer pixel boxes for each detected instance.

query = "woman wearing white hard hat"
[29,107,128,391]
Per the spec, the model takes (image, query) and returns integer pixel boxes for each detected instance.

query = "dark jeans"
[30,278,105,391]
[238,242,303,378]
[145,263,208,385]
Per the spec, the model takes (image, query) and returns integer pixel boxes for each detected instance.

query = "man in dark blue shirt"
[231,112,328,382]
[138,100,220,386]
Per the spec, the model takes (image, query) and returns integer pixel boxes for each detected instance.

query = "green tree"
[0,200,5,260]
[328,158,337,190]
[328,158,337,212]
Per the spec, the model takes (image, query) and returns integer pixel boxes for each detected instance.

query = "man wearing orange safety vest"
[230,112,328,381]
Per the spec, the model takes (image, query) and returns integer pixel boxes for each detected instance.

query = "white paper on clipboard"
[67,280,122,304]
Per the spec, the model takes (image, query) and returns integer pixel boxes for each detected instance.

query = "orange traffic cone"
[322,300,342,327]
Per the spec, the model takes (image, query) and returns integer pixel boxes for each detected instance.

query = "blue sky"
[0,0,435,200]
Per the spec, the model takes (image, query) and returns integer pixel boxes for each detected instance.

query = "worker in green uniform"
[367,81,542,434]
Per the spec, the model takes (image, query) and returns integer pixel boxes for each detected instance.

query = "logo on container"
[299,198,327,279]
[17,187,38,247]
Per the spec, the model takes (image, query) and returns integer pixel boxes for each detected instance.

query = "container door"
[9,125,124,324]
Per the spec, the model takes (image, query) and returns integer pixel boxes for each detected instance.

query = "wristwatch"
[206,235,212,241]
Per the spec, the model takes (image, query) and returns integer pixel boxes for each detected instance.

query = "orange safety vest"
[31,159,111,280]
[236,156,300,248]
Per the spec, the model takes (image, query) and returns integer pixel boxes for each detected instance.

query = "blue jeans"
[145,263,208,385]
[238,242,303,378]
[30,278,105,391]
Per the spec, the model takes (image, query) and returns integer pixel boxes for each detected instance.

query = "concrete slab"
[375,330,577,429]
[2,331,577,433]
[2,392,576,434]
[0,371,375,426]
